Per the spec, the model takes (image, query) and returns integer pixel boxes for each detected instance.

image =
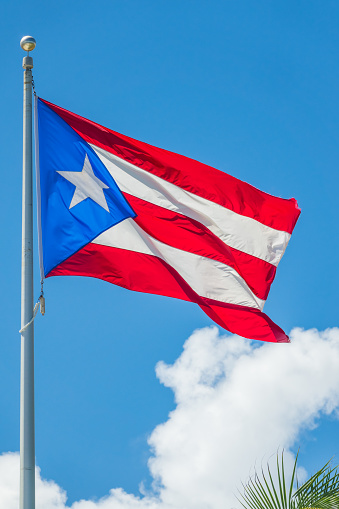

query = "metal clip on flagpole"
[20,35,36,509]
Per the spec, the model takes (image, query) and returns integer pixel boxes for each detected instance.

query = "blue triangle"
[37,98,136,277]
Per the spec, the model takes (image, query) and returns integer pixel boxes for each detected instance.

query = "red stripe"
[41,99,300,234]
[47,243,289,343]
[126,194,276,300]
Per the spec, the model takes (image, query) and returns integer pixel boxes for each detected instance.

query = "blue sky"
[1,1,339,508]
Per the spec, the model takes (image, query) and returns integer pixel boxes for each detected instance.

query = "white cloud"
[2,327,339,509]
[0,452,67,509]
[149,326,339,508]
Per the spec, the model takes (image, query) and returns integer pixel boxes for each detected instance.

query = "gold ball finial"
[20,36,36,52]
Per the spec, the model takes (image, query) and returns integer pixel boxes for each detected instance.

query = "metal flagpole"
[20,35,36,509]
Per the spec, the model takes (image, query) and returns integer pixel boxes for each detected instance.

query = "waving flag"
[35,97,300,343]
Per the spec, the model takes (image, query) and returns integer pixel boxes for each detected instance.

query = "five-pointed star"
[57,154,110,212]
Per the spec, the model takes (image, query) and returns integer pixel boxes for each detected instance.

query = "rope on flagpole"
[19,280,45,334]
[19,300,40,334]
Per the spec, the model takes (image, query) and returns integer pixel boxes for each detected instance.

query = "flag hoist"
[20,35,37,509]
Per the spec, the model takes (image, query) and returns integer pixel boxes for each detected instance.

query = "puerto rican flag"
[35,97,300,343]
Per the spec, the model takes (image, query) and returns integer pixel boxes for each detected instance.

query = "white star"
[57,154,110,212]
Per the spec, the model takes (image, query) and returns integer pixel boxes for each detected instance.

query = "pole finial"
[20,36,36,52]
[21,36,36,70]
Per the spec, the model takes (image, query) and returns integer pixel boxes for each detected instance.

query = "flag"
[35,97,300,343]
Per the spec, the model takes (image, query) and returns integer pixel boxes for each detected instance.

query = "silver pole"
[20,35,36,509]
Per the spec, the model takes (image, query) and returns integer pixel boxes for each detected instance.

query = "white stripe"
[92,220,266,310]
[91,145,290,266]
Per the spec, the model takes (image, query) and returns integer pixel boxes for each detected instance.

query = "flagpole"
[20,35,36,509]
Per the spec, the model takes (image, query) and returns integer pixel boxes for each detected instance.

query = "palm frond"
[237,452,297,509]
[293,461,339,509]
[238,452,339,509]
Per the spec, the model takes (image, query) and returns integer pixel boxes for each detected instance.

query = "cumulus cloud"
[2,327,339,509]
[0,452,67,509]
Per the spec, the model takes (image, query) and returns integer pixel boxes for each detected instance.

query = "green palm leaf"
[293,461,339,509]
[237,452,339,509]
